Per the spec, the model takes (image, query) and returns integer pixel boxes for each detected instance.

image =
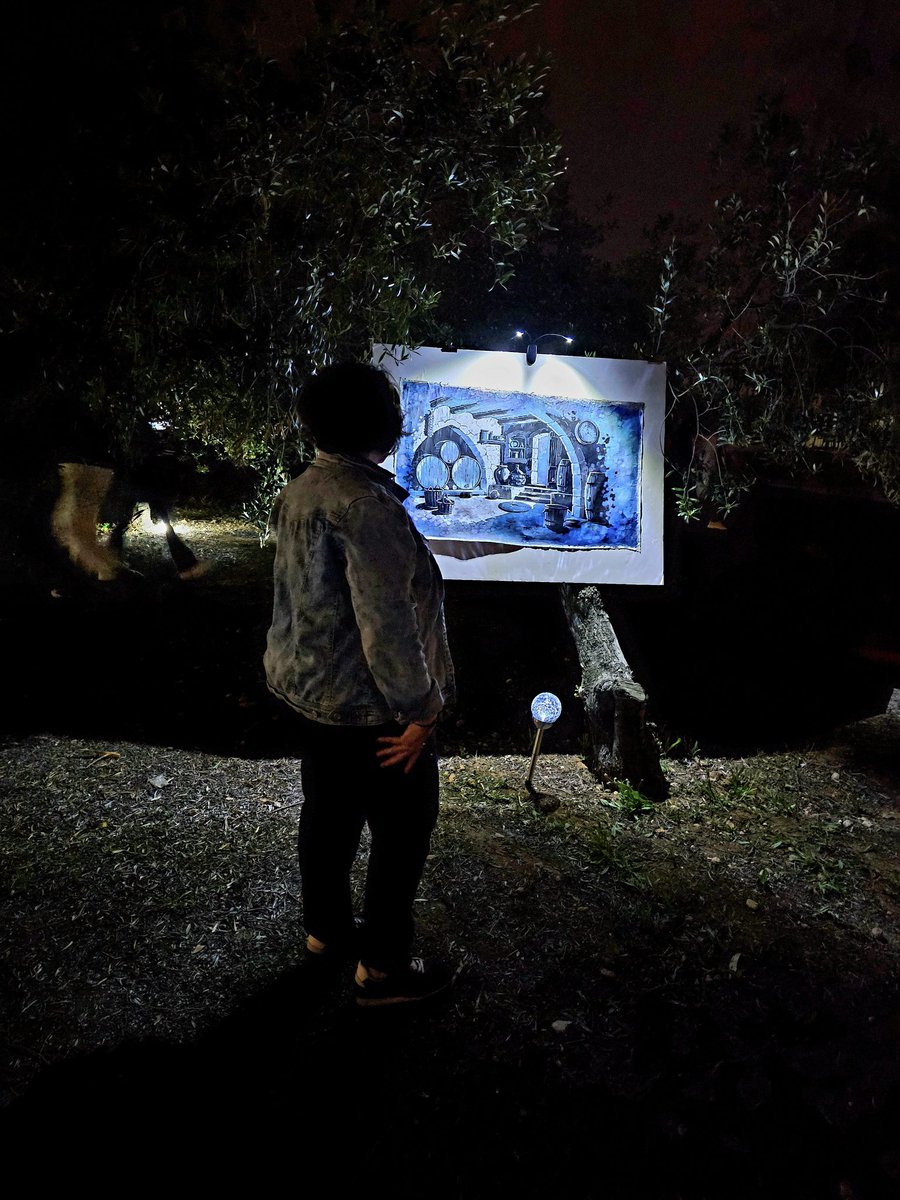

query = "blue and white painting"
[376,346,665,585]
[395,380,643,550]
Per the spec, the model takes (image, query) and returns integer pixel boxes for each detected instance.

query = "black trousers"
[295,715,439,973]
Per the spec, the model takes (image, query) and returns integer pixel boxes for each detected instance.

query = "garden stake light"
[526,692,562,791]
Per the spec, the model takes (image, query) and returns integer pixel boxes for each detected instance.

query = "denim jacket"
[264,451,455,727]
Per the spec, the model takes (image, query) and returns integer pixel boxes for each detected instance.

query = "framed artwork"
[374,346,665,584]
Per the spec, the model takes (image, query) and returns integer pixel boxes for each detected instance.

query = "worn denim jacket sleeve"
[336,492,444,725]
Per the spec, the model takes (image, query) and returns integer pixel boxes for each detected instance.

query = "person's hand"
[376,721,435,774]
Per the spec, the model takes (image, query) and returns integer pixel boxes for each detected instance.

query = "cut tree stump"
[560,584,668,800]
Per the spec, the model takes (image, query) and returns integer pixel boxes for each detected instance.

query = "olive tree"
[4,2,562,530]
[644,102,900,522]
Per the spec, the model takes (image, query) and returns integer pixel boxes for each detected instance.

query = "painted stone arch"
[413,424,488,492]
[521,408,588,518]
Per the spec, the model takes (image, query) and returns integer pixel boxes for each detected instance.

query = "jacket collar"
[312,450,409,502]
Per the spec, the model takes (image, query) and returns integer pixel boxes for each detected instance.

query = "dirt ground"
[1,516,899,1197]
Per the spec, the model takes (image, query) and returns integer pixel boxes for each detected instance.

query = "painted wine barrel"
[416,455,450,489]
[451,456,481,489]
[583,466,607,523]
[543,503,568,533]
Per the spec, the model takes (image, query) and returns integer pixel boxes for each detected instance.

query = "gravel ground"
[1,516,898,1196]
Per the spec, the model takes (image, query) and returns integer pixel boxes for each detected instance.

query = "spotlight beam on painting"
[526,691,562,790]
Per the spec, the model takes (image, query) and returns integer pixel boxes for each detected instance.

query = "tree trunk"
[560,584,668,800]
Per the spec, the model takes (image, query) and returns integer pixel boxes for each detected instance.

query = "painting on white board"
[375,346,665,585]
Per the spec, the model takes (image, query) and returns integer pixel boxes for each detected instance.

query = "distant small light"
[515,331,524,338]
[138,505,188,537]
[149,420,170,431]
[139,507,157,533]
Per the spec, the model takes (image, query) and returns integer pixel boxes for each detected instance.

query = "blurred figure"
[45,397,121,582]
[51,461,120,581]
[104,421,205,580]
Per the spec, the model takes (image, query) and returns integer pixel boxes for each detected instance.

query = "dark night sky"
[251,0,899,260]
[511,0,900,259]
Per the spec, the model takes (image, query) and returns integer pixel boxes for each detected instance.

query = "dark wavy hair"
[297,363,403,456]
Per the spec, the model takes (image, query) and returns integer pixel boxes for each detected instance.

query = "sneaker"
[305,917,365,964]
[353,958,453,1008]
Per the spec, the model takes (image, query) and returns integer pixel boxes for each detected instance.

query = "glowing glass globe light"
[526,692,562,791]
[531,691,562,728]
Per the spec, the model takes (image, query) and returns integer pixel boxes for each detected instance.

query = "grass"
[612,778,656,814]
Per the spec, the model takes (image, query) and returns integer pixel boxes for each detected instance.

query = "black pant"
[295,715,439,973]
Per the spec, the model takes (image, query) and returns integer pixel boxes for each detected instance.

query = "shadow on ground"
[4,921,900,1197]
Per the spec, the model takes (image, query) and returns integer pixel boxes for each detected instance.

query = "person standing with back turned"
[264,362,455,1006]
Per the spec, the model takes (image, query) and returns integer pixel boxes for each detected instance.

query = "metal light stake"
[526,692,562,790]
